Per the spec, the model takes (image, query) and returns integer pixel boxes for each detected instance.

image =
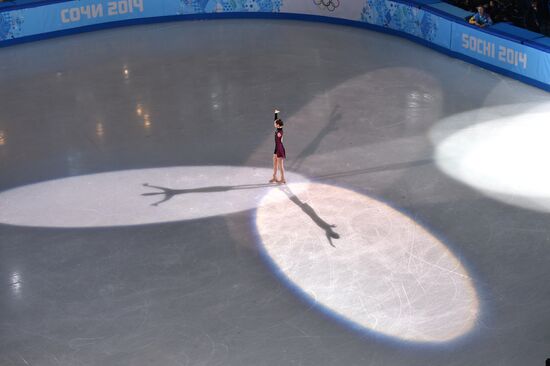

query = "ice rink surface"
[0,19,549,366]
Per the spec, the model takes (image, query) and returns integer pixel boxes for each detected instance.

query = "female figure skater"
[270,109,286,184]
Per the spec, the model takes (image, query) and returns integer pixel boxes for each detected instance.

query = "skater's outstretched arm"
[142,183,171,192]
[326,232,336,248]
[142,183,175,206]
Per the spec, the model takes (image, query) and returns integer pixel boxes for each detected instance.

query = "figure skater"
[270,109,286,184]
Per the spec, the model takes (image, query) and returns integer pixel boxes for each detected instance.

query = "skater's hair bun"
[275,119,284,127]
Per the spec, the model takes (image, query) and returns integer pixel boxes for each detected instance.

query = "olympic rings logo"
[313,0,340,11]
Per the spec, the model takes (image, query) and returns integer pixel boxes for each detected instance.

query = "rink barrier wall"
[0,0,549,91]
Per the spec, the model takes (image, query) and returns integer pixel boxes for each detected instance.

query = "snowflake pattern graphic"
[0,11,24,41]
[178,0,283,14]
[361,0,438,42]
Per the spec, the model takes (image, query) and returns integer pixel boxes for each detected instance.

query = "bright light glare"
[10,272,22,296]
[0,166,308,228]
[256,183,479,343]
[433,102,550,212]
[143,114,151,128]
[96,122,104,138]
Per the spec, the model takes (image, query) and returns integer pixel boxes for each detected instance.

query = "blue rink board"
[422,2,473,20]
[527,36,550,51]
[451,22,550,85]
[490,22,545,43]
[0,0,548,91]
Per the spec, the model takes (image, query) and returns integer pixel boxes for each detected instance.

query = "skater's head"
[274,119,284,129]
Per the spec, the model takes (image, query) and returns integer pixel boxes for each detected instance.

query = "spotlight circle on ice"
[0,166,309,228]
[255,182,479,343]
[432,102,550,213]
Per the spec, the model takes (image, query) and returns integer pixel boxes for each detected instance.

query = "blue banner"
[0,0,548,89]
[451,22,550,85]
[1,0,166,40]
[0,0,283,41]
[361,0,452,48]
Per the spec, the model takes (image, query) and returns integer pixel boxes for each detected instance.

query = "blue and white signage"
[451,22,550,85]
[361,0,452,48]
[9,0,167,39]
[60,0,145,24]
[0,0,549,89]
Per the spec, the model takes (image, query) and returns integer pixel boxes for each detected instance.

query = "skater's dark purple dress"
[274,127,286,159]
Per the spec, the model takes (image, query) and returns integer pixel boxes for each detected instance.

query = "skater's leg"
[270,154,278,183]
[277,159,286,184]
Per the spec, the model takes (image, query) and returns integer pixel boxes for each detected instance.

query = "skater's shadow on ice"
[313,158,433,180]
[291,104,342,171]
[141,182,274,206]
[278,185,340,248]
[142,182,340,247]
